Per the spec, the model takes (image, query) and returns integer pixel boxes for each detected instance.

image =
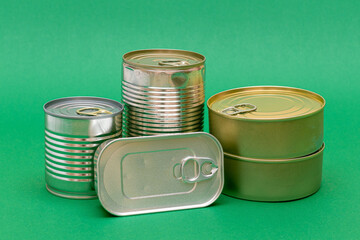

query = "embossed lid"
[44,97,123,119]
[94,132,223,216]
[123,49,205,69]
[208,86,325,121]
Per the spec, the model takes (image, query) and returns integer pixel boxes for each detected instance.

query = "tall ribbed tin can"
[122,49,205,137]
[44,97,123,199]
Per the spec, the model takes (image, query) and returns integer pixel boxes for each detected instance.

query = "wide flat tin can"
[223,144,324,201]
[44,97,123,199]
[94,132,224,216]
[122,49,205,137]
[208,86,325,159]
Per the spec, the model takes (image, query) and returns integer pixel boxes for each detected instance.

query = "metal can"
[122,49,205,137]
[94,132,224,216]
[44,97,123,199]
[223,144,324,201]
[207,86,325,159]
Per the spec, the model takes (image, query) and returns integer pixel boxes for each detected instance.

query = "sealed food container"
[223,144,324,201]
[122,49,205,137]
[94,132,223,216]
[44,97,123,199]
[208,86,325,159]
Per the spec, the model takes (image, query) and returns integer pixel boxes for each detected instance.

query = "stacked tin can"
[208,86,325,201]
[44,97,123,199]
[122,49,205,137]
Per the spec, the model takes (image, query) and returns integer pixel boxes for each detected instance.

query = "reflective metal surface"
[94,132,223,216]
[123,49,205,70]
[126,118,203,128]
[122,49,205,136]
[124,104,204,115]
[44,97,123,199]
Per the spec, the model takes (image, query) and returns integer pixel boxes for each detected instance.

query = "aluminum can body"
[208,86,325,159]
[122,49,205,137]
[44,97,123,199]
[223,144,324,201]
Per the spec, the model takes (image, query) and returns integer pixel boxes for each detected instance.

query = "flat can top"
[123,49,205,69]
[94,132,224,216]
[44,97,123,119]
[208,86,325,121]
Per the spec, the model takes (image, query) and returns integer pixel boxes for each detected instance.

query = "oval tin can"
[207,86,325,159]
[44,97,123,199]
[223,144,324,201]
[122,49,205,137]
[94,132,224,216]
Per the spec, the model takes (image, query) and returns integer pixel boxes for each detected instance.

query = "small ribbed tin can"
[223,144,324,201]
[44,97,123,199]
[122,49,205,137]
[207,86,325,159]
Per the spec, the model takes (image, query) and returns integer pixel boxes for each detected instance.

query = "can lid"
[94,132,224,216]
[123,49,205,69]
[208,86,325,120]
[44,97,123,119]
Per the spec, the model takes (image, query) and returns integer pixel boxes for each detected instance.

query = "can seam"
[224,143,325,163]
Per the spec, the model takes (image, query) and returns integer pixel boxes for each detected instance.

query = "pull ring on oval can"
[180,157,218,183]
[222,103,257,116]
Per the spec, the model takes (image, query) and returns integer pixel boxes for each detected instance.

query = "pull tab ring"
[179,157,218,183]
[222,103,257,116]
[76,107,113,116]
[158,59,190,66]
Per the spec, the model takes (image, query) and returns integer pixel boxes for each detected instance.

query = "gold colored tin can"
[207,86,325,159]
[223,144,324,201]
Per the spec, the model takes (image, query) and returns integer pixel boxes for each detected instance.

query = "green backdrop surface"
[1,1,359,239]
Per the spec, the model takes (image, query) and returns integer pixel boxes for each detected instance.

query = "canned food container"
[44,97,123,199]
[208,86,325,159]
[223,144,324,201]
[122,49,205,137]
[94,132,224,216]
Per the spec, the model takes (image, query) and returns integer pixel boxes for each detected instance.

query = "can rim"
[123,49,206,70]
[224,143,325,163]
[43,96,124,120]
[207,86,326,122]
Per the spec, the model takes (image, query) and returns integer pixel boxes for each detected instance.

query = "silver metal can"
[94,132,224,216]
[122,49,205,137]
[44,97,123,199]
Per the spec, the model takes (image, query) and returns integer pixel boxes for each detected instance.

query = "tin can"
[223,144,324,201]
[44,97,123,199]
[207,86,325,159]
[122,49,205,137]
[94,132,224,216]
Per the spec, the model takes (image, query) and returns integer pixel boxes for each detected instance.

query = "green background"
[1,0,359,239]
